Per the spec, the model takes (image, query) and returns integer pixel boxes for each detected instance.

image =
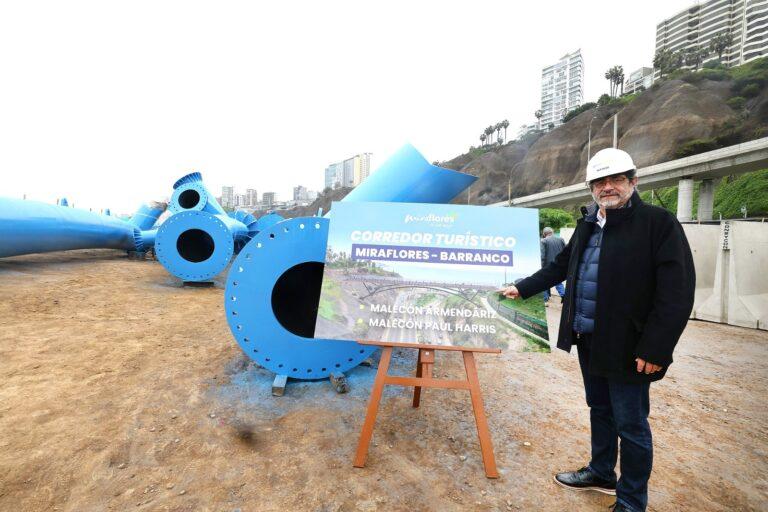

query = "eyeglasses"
[590,174,631,188]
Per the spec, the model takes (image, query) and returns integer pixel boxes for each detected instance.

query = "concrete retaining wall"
[683,224,720,319]
[691,221,768,330]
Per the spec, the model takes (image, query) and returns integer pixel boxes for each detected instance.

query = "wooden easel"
[352,341,501,479]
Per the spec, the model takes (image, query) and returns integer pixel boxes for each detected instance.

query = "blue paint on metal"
[341,143,476,204]
[0,197,139,258]
[154,210,248,281]
[223,144,476,380]
[227,210,259,252]
[169,172,227,215]
[129,201,167,230]
[58,198,69,207]
[224,216,376,380]
[134,229,157,252]
[255,212,284,232]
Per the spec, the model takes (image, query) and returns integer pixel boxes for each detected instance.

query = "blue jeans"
[577,341,652,512]
[543,282,566,302]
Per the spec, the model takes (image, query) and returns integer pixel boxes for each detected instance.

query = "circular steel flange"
[155,210,234,281]
[224,216,376,380]
[169,182,209,214]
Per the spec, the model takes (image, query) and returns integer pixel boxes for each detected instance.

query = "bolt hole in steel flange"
[271,261,325,338]
[178,189,201,209]
[176,229,215,262]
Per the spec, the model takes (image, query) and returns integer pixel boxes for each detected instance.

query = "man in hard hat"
[500,148,695,512]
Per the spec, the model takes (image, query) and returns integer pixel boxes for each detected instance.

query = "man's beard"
[592,186,634,209]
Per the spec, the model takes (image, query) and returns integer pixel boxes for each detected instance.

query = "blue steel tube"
[168,172,227,215]
[0,197,140,258]
[129,201,167,230]
[154,210,249,281]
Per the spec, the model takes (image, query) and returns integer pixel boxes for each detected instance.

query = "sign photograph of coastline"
[314,202,550,352]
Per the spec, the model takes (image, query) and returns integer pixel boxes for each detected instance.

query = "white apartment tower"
[656,0,768,74]
[221,186,235,209]
[324,153,372,189]
[540,49,584,129]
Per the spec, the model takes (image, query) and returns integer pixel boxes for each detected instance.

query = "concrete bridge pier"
[677,177,694,222]
[698,178,716,221]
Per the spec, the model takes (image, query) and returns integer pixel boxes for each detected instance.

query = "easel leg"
[412,349,423,408]
[463,351,499,479]
[353,346,392,468]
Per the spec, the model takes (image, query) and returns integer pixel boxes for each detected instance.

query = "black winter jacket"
[515,191,695,383]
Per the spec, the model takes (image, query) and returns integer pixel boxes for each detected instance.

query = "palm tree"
[684,47,706,71]
[486,125,495,144]
[535,110,543,130]
[615,66,625,96]
[605,67,616,97]
[480,133,486,146]
[494,122,502,143]
[654,48,673,78]
[709,31,733,63]
[501,119,509,142]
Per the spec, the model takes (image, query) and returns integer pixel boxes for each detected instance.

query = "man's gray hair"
[542,227,554,236]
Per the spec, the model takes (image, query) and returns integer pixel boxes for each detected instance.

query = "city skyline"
[1,0,698,214]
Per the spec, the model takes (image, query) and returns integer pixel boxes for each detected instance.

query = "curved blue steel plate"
[155,210,234,281]
[342,143,476,204]
[255,212,284,232]
[224,216,376,380]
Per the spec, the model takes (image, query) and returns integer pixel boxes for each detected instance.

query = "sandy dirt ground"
[0,250,766,512]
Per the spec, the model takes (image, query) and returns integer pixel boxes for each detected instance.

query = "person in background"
[500,148,695,512]
[540,226,566,304]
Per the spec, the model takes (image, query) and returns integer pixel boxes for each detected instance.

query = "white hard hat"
[585,148,636,185]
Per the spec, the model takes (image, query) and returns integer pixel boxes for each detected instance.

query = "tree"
[684,47,706,71]
[653,48,679,79]
[486,125,495,144]
[616,65,625,95]
[605,67,616,97]
[539,208,576,233]
[709,31,734,62]
[535,110,543,130]
[480,133,486,146]
[604,65,624,97]
[501,119,509,142]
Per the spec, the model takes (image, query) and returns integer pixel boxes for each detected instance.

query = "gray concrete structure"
[698,178,717,220]
[693,221,768,330]
[677,177,695,222]
[492,137,768,214]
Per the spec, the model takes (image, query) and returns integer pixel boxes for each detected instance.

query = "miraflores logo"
[403,212,457,224]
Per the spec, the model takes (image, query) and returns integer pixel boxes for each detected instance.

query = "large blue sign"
[314,202,550,351]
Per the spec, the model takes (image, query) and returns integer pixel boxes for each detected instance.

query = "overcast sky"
[0,0,696,214]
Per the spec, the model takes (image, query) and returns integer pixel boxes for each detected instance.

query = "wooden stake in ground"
[352,342,500,479]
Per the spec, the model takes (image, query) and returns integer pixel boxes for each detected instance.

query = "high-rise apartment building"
[293,185,308,201]
[540,49,584,129]
[245,189,258,206]
[262,192,276,207]
[221,186,235,209]
[655,0,768,74]
[325,153,372,190]
[324,162,343,189]
[342,157,355,188]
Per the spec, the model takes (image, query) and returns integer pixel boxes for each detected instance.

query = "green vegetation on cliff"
[639,169,768,219]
